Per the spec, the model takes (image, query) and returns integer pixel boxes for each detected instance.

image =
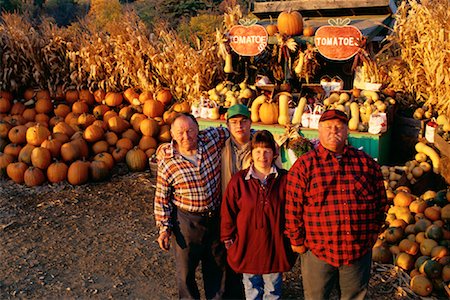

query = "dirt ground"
[0,165,423,299]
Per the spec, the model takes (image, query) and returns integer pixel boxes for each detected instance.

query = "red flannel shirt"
[285,143,387,267]
[154,127,229,232]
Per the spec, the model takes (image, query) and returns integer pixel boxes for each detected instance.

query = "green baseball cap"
[227,104,250,120]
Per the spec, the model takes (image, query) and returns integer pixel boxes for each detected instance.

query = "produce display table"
[197,118,391,166]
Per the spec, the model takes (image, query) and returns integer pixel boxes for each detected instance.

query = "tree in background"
[44,0,85,26]
[177,13,223,45]
[88,0,122,29]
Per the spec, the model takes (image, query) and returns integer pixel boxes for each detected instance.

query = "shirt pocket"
[353,174,376,207]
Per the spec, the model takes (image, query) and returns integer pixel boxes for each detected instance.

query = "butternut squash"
[277,93,292,125]
[348,102,359,131]
[291,97,307,125]
[250,95,268,123]
[361,90,379,101]
[224,53,234,74]
[415,142,440,173]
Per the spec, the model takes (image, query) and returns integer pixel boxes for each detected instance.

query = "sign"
[314,19,362,60]
[229,24,268,56]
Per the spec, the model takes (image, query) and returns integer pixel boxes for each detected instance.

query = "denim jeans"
[300,250,371,300]
[242,272,282,300]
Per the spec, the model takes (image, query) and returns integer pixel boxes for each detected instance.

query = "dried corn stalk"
[383,0,450,115]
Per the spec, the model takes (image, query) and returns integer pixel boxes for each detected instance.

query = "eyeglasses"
[228,119,250,126]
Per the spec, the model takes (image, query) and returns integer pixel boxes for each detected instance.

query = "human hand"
[157,231,171,251]
[291,244,306,254]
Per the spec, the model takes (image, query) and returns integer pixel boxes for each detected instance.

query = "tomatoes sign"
[229,24,268,56]
[314,20,362,60]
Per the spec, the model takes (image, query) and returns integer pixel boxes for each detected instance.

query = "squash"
[250,95,267,123]
[224,53,234,74]
[415,142,440,173]
[361,90,379,101]
[277,92,292,125]
[259,101,279,125]
[291,97,307,125]
[348,102,359,131]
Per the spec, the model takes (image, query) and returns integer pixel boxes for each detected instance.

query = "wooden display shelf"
[197,118,391,165]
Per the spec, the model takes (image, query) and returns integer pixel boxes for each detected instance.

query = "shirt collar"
[245,164,279,181]
[317,143,349,160]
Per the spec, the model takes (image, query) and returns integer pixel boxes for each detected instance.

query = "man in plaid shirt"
[285,109,388,300]
[154,113,229,299]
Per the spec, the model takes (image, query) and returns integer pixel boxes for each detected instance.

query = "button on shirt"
[285,143,388,267]
[154,127,229,231]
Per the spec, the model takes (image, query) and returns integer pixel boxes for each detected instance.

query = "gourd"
[291,97,307,125]
[224,53,234,74]
[250,95,267,123]
[415,142,440,173]
[277,93,292,125]
[361,90,379,101]
[348,102,359,131]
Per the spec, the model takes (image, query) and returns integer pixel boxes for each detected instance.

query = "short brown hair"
[251,130,277,154]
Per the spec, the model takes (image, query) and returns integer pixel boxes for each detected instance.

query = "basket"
[149,161,158,178]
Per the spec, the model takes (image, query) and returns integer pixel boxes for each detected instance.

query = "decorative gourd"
[47,161,68,183]
[67,160,90,185]
[224,53,234,74]
[89,160,110,182]
[250,95,267,123]
[31,147,52,170]
[6,161,27,183]
[277,10,303,36]
[415,142,440,173]
[126,147,147,172]
[291,97,307,125]
[361,90,379,101]
[24,166,46,186]
[26,124,51,146]
[277,92,292,125]
[348,102,360,131]
[259,101,279,125]
[143,99,165,118]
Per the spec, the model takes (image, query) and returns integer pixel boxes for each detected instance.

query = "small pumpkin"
[0,152,14,177]
[139,136,158,151]
[107,116,130,133]
[22,108,36,122]
[158,124,172,142]
[139,91,153,104]
[26,124,51,146]
[52,132,70,144]
[35,98,53,114]
[0,121,12,139]
[18,144,36,164]
[83,124,105,143]
[140,118,159,137]
[123,88,140,105]
[60,141,80,162]
[53,121,76,138]
[104,92,123,107]
[10,101,26,115]
[130,113,147,132]
[102,110,118,123]
[93,152,115,170]
[67,160,90,185]
[93,89,106,103]
[65,89,79,104]
[92,140,109,154]
[8,125,28,144]
[119,106,134,121]
[31,147,52,170]
[77,113,96,129]
[259,101,279,125]
[72,101,89,114]
[93,104,111,119]
[79,89,95,106]
[112,147,128,162]
[35,89,51,101]
[41,136,62,158]
[0,94,12,113]
[126,147,148,171]
[46,161,68,183]
[6,161,27,182]
[116,137,134,150]
[143,99,164,118]
[4,143,22,158]
[89,160,110,182]
[277,10,303,36]
[105,131,119,146]
[121,128,140,145]
[24,166,46,186]
[92,120,107,131]
[156,88,173,106]
[23,88,35,101]
[35,113,50,126]
[266,24,278,36]
[64,112,81,128]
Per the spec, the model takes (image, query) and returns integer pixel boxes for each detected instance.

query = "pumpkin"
[26,124,51,146]
[10,101,26,115]
[107,116,129,133]
[277,10,303,36]
[5,115,26,126]
[60,141,80,162]
[8,125,28,144]
[140,118,160,137]
[158,125,171,142]
[65,89,79,104]
[23,88,35,101]
[93,89,106,103]
[119,106,134,121]
[46,161,68,183]
[126,147,147,171]
[4,143,22,158]
[17,144,35,164]
[0,152,14,177]
[0,121,12,138]
[71,138,89,159]
[102,110,118,124]
[35,113,50,126]
[143,99,164,118]
[6,161,27,183]
[93,152,114,170]
[24,166,46,186]
[92,140,109,154]
[89,160,110,182]
[83,124,104,143]
[122,128,140,145]
[123,88,140,105]
[92,120,107,131]
[112,147,128,162]
[139,91,153,104]
[104,92,123,107]
[372,246,392,264]
[303,26,316,37]
[105,131,119,146]
[116,137,134,150]
[163,110,178,125]
[35,98,53,114]
[41,136,62,158]
[259,101,279,125]
[75,113,94,129]
[156,88,173,106]
[0,94,11,113]
[172,101,191,113]
[394,191,415,207]
[130,113,147,132]
[145,148,156,158]
[93,104,111,119]
[67,160,90,185]
[266,24,278,36]
[72,101,89,114]
[79,89,95,106]
[52,132,70,144]
[139,136,158,151]
[0,138,7,152]
[31,147,52,169]
[53,121,76,138]
[36,89,51,101]
[64,112,80,127]
[22,108,36,122]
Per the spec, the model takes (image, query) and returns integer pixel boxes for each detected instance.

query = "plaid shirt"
[154,126,229,231]
[285,143,387,267]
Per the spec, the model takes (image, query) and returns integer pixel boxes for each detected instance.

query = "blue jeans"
[242,273,282,300]
[300,250,371,300]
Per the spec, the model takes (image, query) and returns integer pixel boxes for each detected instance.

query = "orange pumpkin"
[303,26,316,37]
[23,88,35,101]
[139,136,158,151]
[41,137,62,158]
[119,106,134,121]
[112,147,128,162]
[126,147,147,171]
[35,98,53,114]
[0,152,14,177]
[93,89,106,103]
[140,118,159,137]
[83,124,104,143]
[158,124,172,142]
[107,116,129,133]
[130,113,147,132]
[24,166,46,186]
[93,104,111,119]
[8,125,28,144]
[92,140,109,154]
[10,101,26,115]
[92,120,107,131]
[67,160,90,185]
[71,138,89,159]
[26,124,51,146]
[93,152,115,170]
[36,89,51,101]
[35,113,50,126]
[4,143,22,158]
[139,91,153,104]
[0,120,12,138]
[89,160,110,182]
[156,88,173,106]
[259,102,279,124]
[46,161,68,183]
[31,147,52,169]
[54,104,71,118]
[6,161,26,182]
[53,121,76,138]
[18,144,36,164]
[0,94,11,113]
[22,108,36,122]
[104,131,119,146]
[143,99,164,118]
[123,88,140,104]
[72,101,89,114]
[79,89,95,106]
[60,141,80,162]
[65,89,79,104]
[104,92,123,107]
[52,132,70,144]
[64,112,80,128]
[5,115,26,126]
[266,24,278,36]
[102,110,118,124]
[277,10,303,36]
[121,128,140,145]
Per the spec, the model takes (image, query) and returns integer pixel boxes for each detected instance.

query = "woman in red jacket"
[221,130,295,299]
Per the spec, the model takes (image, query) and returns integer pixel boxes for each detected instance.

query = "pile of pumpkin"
[0,88,189,186]
[373,184,450,297]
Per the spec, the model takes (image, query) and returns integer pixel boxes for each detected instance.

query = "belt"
[177,207,218,218]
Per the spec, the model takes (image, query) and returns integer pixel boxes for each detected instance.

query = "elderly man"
[154,113,229,299]
[285,109,388,300]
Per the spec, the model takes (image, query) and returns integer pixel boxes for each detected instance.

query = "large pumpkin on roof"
[277,10,303,36]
